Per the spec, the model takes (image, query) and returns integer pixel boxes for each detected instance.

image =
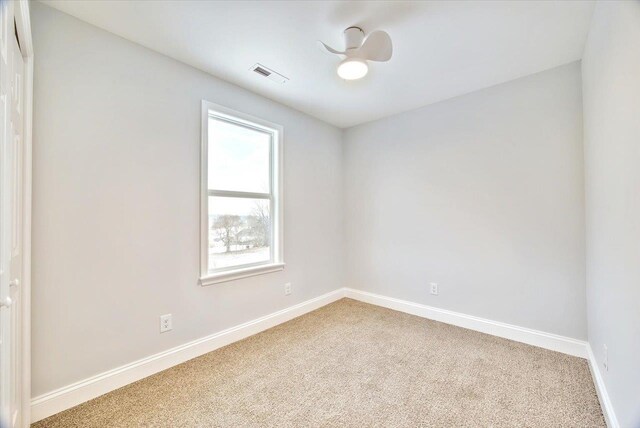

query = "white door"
[0,0,25,426]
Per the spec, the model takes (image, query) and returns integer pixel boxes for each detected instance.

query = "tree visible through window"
[200,102,283,284]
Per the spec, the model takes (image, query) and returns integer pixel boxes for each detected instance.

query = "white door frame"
[13,1,33,426]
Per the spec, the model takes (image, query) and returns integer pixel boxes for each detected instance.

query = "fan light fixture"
[319,26,392,81]
[337,58,369,80]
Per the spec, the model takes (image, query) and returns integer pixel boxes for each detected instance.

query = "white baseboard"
[586,344,619,428]
[344,288,588,358]
[30,288,345,423]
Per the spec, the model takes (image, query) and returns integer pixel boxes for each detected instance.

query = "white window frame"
[199,101,284,286]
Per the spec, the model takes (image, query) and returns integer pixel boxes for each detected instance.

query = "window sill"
[199,263,285,286]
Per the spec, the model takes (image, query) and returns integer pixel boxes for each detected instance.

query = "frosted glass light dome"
[337,58,368,80]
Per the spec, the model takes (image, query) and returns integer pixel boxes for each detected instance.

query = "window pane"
[208,117,271,193]
[208,196,271,271]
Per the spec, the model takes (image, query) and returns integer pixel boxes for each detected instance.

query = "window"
[200,101,283,285]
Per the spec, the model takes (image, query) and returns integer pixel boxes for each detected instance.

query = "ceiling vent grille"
[250,63,289,84]
[253,66,271,77]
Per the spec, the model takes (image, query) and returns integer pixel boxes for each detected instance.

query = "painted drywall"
[582,2,640,426]
[344,62,586,340]
[31,2,343,397]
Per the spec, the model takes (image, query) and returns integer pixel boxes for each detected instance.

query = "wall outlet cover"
[430,283,438,295]
[160,314,172,333]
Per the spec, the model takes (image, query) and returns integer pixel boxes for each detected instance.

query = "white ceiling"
[42,1,595,128]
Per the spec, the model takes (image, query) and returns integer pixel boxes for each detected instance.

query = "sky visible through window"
[208,118,270,197]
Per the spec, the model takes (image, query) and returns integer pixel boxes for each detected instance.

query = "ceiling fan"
[318,27,393,80]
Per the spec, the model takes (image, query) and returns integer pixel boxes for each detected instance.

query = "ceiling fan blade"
[317,40,346,56]
[358,31,392,62]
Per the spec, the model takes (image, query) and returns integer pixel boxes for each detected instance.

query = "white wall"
[31,3,343,397]
[582,2,640,427]
[344,62,586,339]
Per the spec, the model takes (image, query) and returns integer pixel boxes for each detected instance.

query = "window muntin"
[201,102,283,285]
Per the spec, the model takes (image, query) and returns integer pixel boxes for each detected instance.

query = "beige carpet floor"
[33,298,605,427]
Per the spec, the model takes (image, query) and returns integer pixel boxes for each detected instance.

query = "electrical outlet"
[160,314,172,333]
[603,344,608,371]
[430,282,438,295]
[284,282,292,296]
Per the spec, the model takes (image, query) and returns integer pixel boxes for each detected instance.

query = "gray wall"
[344,62,586,339]
[31,3,344,396]
[582,2,640,427]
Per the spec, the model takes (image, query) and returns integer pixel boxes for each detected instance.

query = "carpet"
[33,298,605,427]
